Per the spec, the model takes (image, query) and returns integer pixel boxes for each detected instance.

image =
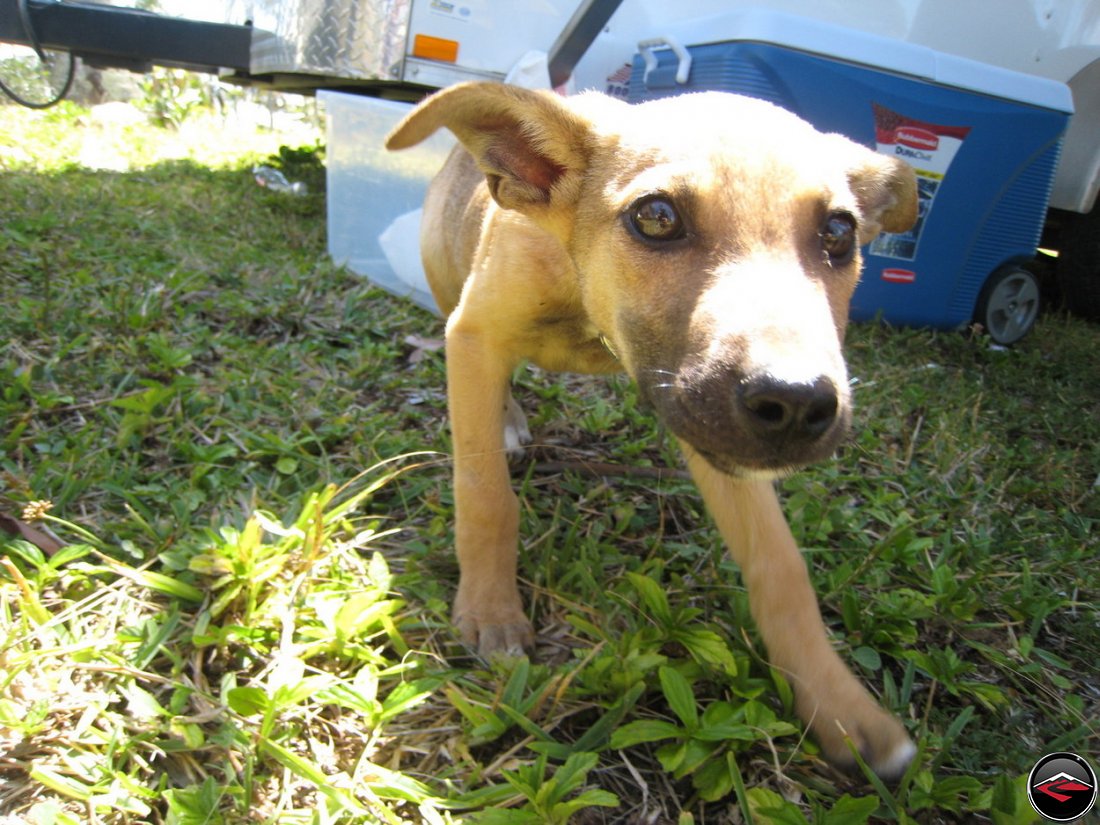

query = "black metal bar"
[548,0,625,88]
[0,0,251,74]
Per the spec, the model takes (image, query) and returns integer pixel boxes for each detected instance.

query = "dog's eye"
[821,213,857,263]
[628,196,685,242]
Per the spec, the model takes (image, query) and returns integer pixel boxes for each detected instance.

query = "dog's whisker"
[642,368,682,393]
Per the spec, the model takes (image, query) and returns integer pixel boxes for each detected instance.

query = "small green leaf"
[935,705,975,768]
[548,751,599,799]
[317,682,380,717]
[551,788,620,821]
[1017,634,1034,659]
[49,543,93,568]
[990,773,1040,825]
[226,686,269,716]
[496,702,557,743]
[746,787,808,824]
[959,680,1008,710]
[367,550,393,589]
[693,723,756,742]
[471,810,542,825]
[673,738,717,779]
[124,683,167,720]
[3,539,45,567]
[169,720,206,749]
[259,738,328,785]
[730,754,755,825]
[29,767,92,801]
[742,700,777,728]
[693,755,735,802]
[851,646,882,671]
[626,571,672,625]
[659,666,699,729]
[273,674,333,708]
[112,565,204,603]
[700,700,737,726]
[609,719,684,748]
[359,759,439,804]
[770,667,794,715]
[821,794,879,825]
[379,679,437,722]
[500,655,531,710]
[840,589,862,633]
[1032,646,1072,669]
[163,777,225,825]
[675,627,738,674]
[656,739,688,773]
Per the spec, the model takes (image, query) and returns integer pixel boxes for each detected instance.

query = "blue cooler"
[627,12,1073,332]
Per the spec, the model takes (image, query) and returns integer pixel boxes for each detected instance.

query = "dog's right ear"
[846,151,920,244]
[386,82,593,217]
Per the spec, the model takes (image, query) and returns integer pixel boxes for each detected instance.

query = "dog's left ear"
[843,148,919,244]
[386,82,593,217]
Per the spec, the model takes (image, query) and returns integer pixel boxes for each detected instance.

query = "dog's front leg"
[445,327,534,658]
[681,443,915,778]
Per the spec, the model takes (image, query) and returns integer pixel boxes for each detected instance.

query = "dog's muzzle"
[643,366,851,476]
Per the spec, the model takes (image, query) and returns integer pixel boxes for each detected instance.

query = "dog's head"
[387,83,917,477]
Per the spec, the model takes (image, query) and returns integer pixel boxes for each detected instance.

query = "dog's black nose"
[739,376,840,442]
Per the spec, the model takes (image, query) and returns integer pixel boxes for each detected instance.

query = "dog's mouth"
[638,364,852,475]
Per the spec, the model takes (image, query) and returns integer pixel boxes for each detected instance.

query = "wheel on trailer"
[974,265,1041,345]
[1056,202,1100,321]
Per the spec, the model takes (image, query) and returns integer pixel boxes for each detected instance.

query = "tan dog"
[386,82,918,778]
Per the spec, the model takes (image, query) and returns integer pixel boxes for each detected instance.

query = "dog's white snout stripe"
[749,347,847,392]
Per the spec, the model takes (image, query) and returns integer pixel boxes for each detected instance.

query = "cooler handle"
[638,36,692,86]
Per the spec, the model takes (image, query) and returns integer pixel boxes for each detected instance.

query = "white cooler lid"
[673,9,1074,113]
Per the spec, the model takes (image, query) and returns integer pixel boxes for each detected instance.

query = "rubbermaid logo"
[895,126,939,151]
[882,268,916,284]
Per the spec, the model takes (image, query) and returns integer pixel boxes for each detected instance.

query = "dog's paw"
[455,611,535,660]
[802,691,915,780]
[503,396,532,461]
[453,587,535,660]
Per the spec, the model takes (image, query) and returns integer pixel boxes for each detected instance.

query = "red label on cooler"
[882,268,917,284]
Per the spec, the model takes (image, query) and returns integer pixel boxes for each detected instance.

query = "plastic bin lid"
[680,9,1074,113]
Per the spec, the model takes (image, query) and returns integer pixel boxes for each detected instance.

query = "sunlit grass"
[0,98,320,172]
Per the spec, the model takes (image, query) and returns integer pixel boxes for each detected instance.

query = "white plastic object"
[638,36,693,85]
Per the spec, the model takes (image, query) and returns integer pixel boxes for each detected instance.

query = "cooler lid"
[677,9,1074,113]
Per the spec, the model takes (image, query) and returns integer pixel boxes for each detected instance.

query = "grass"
[1,98,1097,824]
